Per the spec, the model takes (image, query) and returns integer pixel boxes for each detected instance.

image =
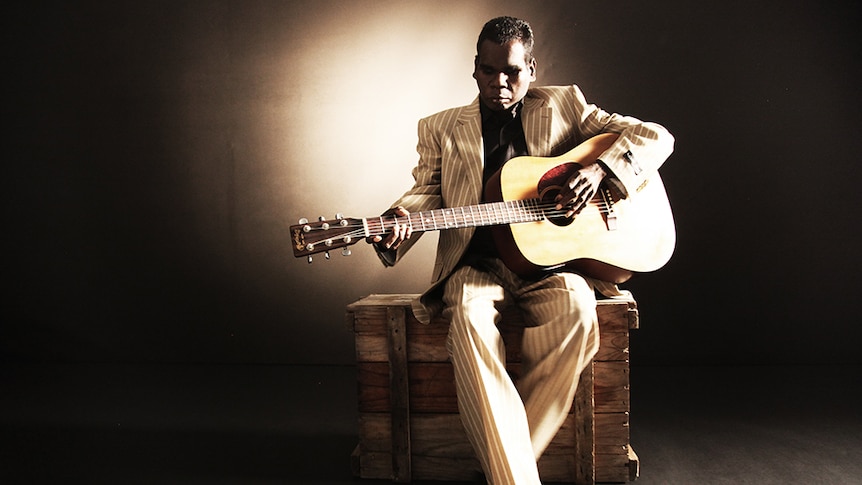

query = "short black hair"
[476,16,534,62]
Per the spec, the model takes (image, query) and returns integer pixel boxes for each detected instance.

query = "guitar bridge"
[600,185,618,231]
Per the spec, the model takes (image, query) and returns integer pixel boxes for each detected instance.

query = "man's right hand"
[367,206,412,250]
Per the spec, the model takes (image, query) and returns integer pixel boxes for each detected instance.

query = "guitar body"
[486,133,676,283]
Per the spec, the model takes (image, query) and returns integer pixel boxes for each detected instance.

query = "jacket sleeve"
[374,116,444,267]
[568,84,674,198]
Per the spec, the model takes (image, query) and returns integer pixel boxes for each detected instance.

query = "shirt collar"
[480,99,524,125]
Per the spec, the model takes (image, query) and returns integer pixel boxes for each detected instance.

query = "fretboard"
[364,199,548,237]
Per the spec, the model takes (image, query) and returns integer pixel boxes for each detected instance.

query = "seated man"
[369,16,674,484]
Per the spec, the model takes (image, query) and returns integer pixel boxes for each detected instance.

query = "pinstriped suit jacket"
[382,84,674,323]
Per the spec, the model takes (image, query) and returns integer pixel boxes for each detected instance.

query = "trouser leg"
[443,264,541,485]
[515,272,601,458]
[443,260,601,483]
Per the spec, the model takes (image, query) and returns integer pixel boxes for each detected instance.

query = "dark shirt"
[463,100,529,261]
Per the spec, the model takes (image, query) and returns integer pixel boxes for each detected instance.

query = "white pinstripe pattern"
[378,84,672,483]
[442,259,600,484]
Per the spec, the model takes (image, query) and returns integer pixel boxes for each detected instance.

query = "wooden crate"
[346,293,640,484]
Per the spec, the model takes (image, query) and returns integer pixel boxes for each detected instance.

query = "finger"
[555,192,573,210]
[562,190,591,218]
[389,221,401,248]
[385,232,399,249]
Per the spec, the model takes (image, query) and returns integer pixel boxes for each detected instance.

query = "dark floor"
[1,363,860,484]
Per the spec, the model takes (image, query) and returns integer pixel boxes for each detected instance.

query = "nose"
[491,71,508,87]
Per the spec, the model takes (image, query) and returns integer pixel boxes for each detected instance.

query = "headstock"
[290,213,364,263]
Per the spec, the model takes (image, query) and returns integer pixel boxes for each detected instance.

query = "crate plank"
[594,361,630,413]
[357,362,628,414]
[354,445,631,483]
[351,297,634,365]
[358,412,620,457]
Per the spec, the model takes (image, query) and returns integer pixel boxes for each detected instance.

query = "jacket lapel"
[522,95,553,157]
[452,100,483,205]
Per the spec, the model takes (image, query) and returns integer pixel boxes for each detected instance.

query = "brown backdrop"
[3,0,860,365]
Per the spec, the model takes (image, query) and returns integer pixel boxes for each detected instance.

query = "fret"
[529,199,543,221]
[523,200,533,222]
[505,201,515,223]
[516,201,525,222]
[446,208,457,228]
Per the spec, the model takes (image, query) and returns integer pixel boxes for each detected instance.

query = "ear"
[528,58,537,81]
[472,55,479,80]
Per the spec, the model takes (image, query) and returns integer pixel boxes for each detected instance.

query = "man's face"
[473,39,536,111]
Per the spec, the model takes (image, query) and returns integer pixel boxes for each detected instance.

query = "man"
[369,16,673,484]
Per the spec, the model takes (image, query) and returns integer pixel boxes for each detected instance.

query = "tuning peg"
[342,248,352,257]
[307,255,313,264]
[336,213,344,220]
[325,251,331,260]
[298,217,312,232]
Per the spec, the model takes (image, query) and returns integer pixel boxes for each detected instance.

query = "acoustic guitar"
[291,133,675,283]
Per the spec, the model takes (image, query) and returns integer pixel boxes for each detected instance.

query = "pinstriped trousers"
[443,258,601,485]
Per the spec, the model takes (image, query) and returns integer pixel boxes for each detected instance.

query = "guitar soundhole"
[538,162,580,227]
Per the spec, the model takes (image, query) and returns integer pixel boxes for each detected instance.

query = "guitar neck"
[363,199,547,238]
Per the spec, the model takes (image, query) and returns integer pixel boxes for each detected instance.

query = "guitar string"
[308,201,612,233]
[303,199,614,241]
